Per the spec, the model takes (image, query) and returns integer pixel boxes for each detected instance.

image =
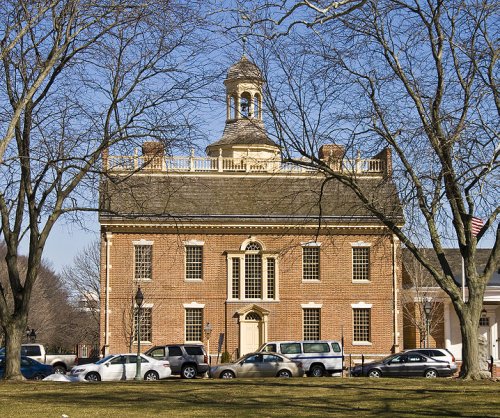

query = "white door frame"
[237,304,269,357]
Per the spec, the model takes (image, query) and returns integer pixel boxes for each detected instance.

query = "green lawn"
[0,377,498,417]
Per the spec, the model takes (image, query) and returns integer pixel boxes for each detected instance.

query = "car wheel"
[220,370,235,379]
[85,372,101,382]
[424,369,438,378]
[31,373,45,380]
[53,365,66,375]
[181,365,197,379]
[368,369,381,378]
[309,365,325,377]
[277,369,292,378]
[144,370,159,380]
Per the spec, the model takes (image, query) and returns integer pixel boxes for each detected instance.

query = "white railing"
[106,154,385,175]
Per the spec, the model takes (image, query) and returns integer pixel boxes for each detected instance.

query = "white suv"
[404,348,456,367]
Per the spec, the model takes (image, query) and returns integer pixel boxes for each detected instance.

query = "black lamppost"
[481,308,487,320]
[204,322,212,366]
[423,298,432,348]
[134,286,144,381]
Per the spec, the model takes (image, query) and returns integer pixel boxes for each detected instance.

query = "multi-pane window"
[185,308,203,341]
[353,308,371,342]
[267,258,275,299]
[245,253,262,298]
[232,258,240,299]
[303,308,320,340]
[303,247,320,281]
[186,246,203,280]
[228,241,278,301]
[134,307,152,342]
[479,317,489,327]
[353,247,370,281]
[134,245,152,280]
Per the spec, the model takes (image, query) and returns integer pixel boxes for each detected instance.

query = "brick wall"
[100,230,402,358]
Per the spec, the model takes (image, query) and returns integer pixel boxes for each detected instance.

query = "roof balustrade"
[106,153,385,175]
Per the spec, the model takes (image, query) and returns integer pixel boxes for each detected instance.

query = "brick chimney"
[319,144,345,160]
[142,141,164,170]
[319,144,344,171]
[372,147,392,178]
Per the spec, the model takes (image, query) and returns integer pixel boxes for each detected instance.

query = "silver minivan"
[259,340,343,377]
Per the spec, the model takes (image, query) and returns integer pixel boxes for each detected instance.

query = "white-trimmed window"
[303,308,321,340]
[134,242,152,281]
[185,308,203,342]
[353,247,370,281]
[353,308,371,342]
[185,245,203,280]
[134,306,152,343]
[227,240,278,301]
[267,258,276,299]
[245,250,262,298]
[232,258,240,299]
[303,245,320,281]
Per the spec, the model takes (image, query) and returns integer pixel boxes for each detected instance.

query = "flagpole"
[461,256,465,302]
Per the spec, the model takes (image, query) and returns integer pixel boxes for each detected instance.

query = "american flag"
[471,216,484,236]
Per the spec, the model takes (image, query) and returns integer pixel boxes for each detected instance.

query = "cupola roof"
[226,55,262,81]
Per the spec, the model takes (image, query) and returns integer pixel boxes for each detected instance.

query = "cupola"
[206,56,279,160]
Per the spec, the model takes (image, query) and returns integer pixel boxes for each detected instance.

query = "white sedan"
[70,353,171,381]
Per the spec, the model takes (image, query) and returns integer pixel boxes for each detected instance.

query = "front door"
[240,312,262,355]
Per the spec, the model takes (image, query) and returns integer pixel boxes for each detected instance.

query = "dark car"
[351,352,457,378]
[0,355,53,380]
[145,344,209,379]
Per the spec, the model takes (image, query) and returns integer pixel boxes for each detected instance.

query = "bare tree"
[0,0,213,380]
[241,0,498,378]
[401,252,444,348]
[0,244,80,351]
[61,240,100,351]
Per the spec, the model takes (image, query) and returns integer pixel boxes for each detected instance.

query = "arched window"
[230,95,237,119]
[228,240,277,301]
[253,94,261,119]
[245,242,262,298]
[241,92,251,118]
[245,312,261,321]
[245,242,261,251]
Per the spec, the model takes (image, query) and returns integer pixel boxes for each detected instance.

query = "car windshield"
[95,355,114,364]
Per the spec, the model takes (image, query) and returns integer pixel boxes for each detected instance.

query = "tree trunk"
[2,319,25,380]
[456,306,486,380]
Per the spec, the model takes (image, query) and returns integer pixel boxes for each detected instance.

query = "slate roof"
[226,56,262,80]
[402,248,499,287]
[206,119,279,150]
[100,173,403,226]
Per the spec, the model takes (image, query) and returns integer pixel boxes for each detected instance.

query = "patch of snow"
[43,373,80,382]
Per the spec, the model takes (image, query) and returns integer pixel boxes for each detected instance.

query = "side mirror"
[105,363,110,367]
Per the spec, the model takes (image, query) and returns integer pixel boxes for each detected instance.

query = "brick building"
[99,56,404,363]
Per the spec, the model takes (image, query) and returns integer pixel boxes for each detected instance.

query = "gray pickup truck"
[0,343,78,374]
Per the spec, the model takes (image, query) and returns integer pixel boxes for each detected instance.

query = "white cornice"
[100,221,395,231]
